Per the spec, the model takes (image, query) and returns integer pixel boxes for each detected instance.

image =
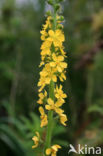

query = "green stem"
[46,81,54,147]
[44,1,57,155]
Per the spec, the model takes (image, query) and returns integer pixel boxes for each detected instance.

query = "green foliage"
[0,112,68,155]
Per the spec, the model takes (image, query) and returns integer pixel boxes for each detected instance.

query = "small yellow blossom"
[39,64,57,87]
[46,144,61,156]
[55,85,67,101]
[39,106,48,127]
[47,29,65,47]
[43,16,52,30]
[37,91,47,104]
[60,48,66,57]
[38,76,47,92]
[45,98,64,114]
[59,72,66,81]
[59,113,67,126]
[40,30,48,41]
[32,132,40,149]
[41,40,51,51]
[50,53,67,72]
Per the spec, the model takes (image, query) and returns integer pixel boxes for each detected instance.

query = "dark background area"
[0,0,103,155]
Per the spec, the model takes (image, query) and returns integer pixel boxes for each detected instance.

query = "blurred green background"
[0,0,103,155]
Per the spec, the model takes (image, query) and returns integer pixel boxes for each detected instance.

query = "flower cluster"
[46,145,61,156]
[38,15,67,127]
[32,0,68,155]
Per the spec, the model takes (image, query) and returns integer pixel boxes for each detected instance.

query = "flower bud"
[59,16,64,21]
[46,11,52,16]
[55,4,60,11]
[57,24,63,29]
[47,0,53,5]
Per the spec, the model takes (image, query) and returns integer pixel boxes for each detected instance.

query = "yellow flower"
[45,64,57,84]
[39,61,45,67]
[47,29,65,47]
[50,53,67,72]
[41,40,52,54]
[46,144,61,156]
[59,72,66,82]
[43,16,52,30]
[41,49,51,56]
[55,85,67,101]
[60,47,66,57]
[38,76,47,92]
[39,106,48,127]
[45,98,63,114]
[40,30,48,41]
[40,39,51,56]
[32,132,40,149]
[39,64,57,85]
[59,113,67,126]
[37,91,47,104]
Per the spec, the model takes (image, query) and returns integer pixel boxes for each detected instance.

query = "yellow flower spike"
[32,132,40,149]
[39,106,48,127]
[33,0,68,154]
[46,145,61,156]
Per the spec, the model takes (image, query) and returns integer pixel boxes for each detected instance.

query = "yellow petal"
[44,90,47,96]
[60,114,67,126]
[52,53,57,61]
[32,144,38,149]
[48,30,54,37]
[52,144,61,151]
[52,75,57,82]
[45,105,52,110]
[58,56,64,61]
[60,62,67,68]
[55,100,63,107]
[50,62,56,67]
[46,148,52,155]
[55,108,64,114]
[57,66,62,72]
[39,106,44,115]
[47,98,54,105]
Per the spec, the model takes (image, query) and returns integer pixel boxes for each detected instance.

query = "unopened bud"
[57,24,63,29]
[55,4,60,11]
[47,0,53,5]
[46,11,52,16]
[59,16,64,21]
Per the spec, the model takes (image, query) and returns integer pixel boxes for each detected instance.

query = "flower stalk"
[32,0,68,155]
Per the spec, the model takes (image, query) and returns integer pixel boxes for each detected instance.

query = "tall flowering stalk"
[32,0,68,155]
